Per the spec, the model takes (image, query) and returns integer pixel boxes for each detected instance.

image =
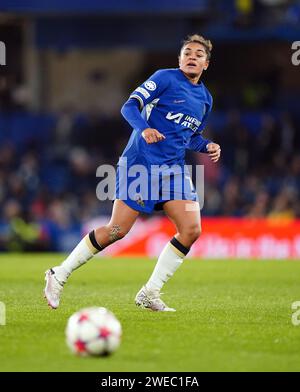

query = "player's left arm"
[206,142,221,163]
[187,97,221,163]
[187,134,221,163]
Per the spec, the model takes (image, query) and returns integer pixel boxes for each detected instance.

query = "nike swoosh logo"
[173,99,185,104]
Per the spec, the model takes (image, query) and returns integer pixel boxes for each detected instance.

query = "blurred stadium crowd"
[0,93,299,251]
[0,0,300,251]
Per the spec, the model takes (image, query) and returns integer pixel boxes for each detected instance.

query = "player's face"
[179,42,209,78]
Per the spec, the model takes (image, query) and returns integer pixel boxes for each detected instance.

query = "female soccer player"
[44,34,221,311]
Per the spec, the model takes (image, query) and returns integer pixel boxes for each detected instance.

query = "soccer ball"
[65,307,122,357]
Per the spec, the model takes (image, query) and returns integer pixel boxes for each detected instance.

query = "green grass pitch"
[0,253,300,372]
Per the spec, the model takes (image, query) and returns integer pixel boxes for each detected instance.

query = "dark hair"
[181,34,212,60]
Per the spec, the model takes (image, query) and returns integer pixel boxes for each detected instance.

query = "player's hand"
[207,142,221,163]
[142,128,166,144]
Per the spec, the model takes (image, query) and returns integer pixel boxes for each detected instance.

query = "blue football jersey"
[120,68,213,168]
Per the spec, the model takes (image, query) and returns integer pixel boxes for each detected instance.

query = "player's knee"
[182,224,202,243]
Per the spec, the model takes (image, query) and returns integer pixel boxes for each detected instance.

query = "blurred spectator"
[0,199,46,251]
[268,187,296,219]
[246,190,270,217]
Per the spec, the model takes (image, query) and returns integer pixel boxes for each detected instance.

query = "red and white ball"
[65,307,122,356]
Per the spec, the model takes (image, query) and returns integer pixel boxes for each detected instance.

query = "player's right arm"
[121,99,165,144]
[121,70,170,144]
[141,128,165,144]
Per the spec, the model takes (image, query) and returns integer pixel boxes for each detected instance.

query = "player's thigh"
[108,199,140,233]
[163,200,201,233]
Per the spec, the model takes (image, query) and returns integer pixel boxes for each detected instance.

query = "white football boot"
[135,286,176,312]
[44,268,66,309]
